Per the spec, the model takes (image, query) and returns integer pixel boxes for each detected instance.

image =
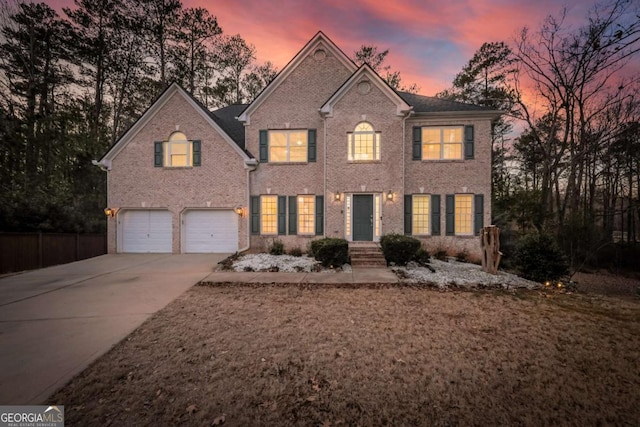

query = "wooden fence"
[0,232,107,274]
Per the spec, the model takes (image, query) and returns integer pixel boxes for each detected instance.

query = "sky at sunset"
[47,0,597,95]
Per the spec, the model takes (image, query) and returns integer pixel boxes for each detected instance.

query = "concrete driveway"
[0,253,227,405]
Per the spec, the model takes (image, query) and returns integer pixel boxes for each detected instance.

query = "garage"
[120,210,173,253]
[183,209,238,253]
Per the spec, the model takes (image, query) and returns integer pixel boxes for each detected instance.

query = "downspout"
[239,159,258,253]
[323,114,328,237]
[402,110,414,202]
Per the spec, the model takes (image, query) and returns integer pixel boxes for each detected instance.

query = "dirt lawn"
[53,284,640,426]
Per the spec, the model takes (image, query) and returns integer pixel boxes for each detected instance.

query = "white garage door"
[120,210,172,253]
[183,210,238,253]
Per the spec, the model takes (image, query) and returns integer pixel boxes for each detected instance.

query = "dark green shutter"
[308,129,317,162]
[474,194,484,235]
[259,130,268,162]
[464,125,474,159]
[192,140,201,166]
[431,194,441,235]
[278,196,286,235]
[250,196,260,235]
[154,141,163,167]
[315,195,324,235]
[288,196,297,235]
[445,195,455,236]
[412,127,422,160]
[404,194,412,235]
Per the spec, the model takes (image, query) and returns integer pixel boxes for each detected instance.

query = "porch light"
[235,207,245,217]
[386,191,394,201]
[104,207,117,218]
[335,191,341,201]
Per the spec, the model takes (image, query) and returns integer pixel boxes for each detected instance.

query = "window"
[165,132,191,167]
[269,130,307,162]
[455,194,473,235]
[261,195,278,234]
[297,195,315,234]
[412,195,430,234]
[348,122,380,161]
[421,126,463,160]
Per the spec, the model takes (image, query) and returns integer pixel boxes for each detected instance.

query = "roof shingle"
[397,91,497,113]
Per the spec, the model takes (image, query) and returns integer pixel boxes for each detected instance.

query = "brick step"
[349,243,387,267]
[349,249,383,255]
[351,259,388,267]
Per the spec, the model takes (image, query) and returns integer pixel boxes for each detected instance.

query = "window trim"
[412,194,431,235]
[297,195,315,235]
[164,132,193,167]
[348,122,381,162]
[454,194,473,236]
[260,195,278,235]
[268,129,308,163]
[420,126,464,161]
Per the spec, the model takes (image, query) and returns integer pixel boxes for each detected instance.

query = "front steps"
[349,242,387,267]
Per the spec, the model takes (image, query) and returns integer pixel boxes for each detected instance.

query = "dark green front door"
[353,195,373,241]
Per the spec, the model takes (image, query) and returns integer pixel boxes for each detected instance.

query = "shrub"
[268,239,285,255]
[455,249,469,263]
[413,247,431,266]
[288,246,303,257]
[379,233,421,266]
[513,233,569,282]
[433,247,448,261]
[310,238,349,267]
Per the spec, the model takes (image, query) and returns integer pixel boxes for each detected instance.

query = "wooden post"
[480,225,502,274]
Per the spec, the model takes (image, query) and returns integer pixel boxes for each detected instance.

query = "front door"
[353,195,373,241]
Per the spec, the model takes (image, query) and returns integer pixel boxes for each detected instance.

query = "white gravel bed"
[393,258,540,290]
[232,254,319,272]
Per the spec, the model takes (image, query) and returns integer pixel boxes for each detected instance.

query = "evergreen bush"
[310,238,349,267]
[514,233,569,282]
[379,233,421,266]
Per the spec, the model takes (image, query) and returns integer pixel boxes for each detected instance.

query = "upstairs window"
[166,132,190,166]
[154,132,201,167]
[348,122,380,161]
[269,130,308,162]
[413,125,474,161]
[422,127,462,160]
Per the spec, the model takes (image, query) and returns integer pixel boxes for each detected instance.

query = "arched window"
[165,131,191,167]
[348,122,380,161]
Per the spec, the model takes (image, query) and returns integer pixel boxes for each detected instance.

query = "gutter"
[92,159,112,171]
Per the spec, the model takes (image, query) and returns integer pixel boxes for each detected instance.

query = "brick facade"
[106,89,248,253]
[101,32,497,259]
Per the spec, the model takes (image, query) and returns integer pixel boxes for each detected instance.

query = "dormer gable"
[320,64,412,118]
[237,31,357,125]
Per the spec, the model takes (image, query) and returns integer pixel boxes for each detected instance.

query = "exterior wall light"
[104,207,117,218]
[387,191,394,201]
[335,191,341,201]
[235,207,245,217]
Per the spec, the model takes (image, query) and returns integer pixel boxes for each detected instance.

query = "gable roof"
[96,83,251,169]
[320,64,412,117]
[237,31,357,125]
[398,91,502,118]
[210,104,247,149]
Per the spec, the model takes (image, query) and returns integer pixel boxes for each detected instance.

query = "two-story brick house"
[95,31,500,258]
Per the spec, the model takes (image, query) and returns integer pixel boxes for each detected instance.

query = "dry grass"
[53,284,640,426]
